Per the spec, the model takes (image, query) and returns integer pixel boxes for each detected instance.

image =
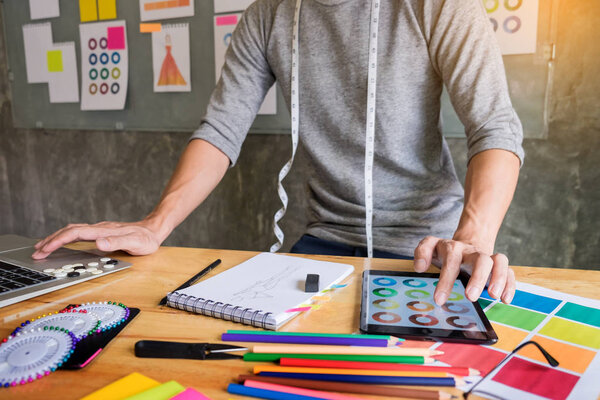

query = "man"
[33,0,523,306]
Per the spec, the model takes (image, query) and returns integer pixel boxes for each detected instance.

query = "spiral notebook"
[166,253,354,330]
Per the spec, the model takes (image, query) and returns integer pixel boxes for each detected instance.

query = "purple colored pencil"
[221,333,388,347]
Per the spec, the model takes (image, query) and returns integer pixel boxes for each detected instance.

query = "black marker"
[158,259,222,306]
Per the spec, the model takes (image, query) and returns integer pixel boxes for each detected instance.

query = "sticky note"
[107,26,125,49]
[125,380,185,400]
[98,0,117,20]
[79,0,98,22]
[140,23,162,33]
[170,388,212,400]
[46,50,63,72]
[216,15,238,26]
[80,372,160,400]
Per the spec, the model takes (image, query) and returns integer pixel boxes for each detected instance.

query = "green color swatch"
[485,302,546,331]
[124,381,184,400]
[539,317,600,349]
[243,353,425,364]
[46,50,63,72]
[478,298,493,309]
[556,302,600,328]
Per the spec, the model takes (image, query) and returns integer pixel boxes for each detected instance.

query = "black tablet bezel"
[360,270,498,344]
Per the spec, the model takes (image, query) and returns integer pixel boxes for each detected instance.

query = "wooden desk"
[1,246,599,400]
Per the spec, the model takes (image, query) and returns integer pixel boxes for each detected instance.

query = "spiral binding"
[166,292,275,329]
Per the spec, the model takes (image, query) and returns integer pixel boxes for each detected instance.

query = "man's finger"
[413,236,439,273]
[501,267,516,304]
[433,240,463,305]
[464,253,494,302]
[34,225,130,259]
[488,253,509,299]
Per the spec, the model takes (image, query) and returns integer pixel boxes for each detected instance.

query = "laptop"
[0,234,131,308]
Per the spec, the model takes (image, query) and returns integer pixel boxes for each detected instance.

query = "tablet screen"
[361,271,497,343]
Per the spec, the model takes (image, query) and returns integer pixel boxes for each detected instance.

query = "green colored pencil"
[226,330,403,342]
[243,353,431,364]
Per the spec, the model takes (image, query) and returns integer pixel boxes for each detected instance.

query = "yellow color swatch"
[79,0,98,22]
[98,0,117,20]
[490,323,528,352]
[539,317,600,349]
[80,372,159,400]
[46,50,63,72]
[521,335,596,374]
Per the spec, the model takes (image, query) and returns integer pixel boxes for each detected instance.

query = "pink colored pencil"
[244,379,363,400]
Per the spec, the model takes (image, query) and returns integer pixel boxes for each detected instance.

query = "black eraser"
[305,274,319,292]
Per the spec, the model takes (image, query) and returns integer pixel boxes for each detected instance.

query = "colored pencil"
[228,383,316,400]
[252,345,442,357]
[243,353,433,364]
[244,380,363,400]
[238,375,453,400]
[280,358,480,376]
[158,259,221,305]
[222,333,389,347]
[226,330,403,342]
[257,372,461,387]
[254,365,450,378]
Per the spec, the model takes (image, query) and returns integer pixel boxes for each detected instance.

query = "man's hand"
[32,220,164,259]
[413,236,515,306]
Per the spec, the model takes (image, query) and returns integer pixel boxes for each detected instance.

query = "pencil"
[256,372,461,386]
[244,380,363,400]
[243,353,433,364]
[228,383,315,400]
[280,358,480,376]
[158,259,221,305]
[226,330,403,343]
[254,365,451,377]
[252,345,443,357]
[223,333,390,347]
[238,375,453,400]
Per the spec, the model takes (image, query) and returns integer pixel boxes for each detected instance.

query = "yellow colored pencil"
[253,365,451,378]
[252,345,443,357]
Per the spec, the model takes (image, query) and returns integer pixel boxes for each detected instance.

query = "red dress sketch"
[158,34,186,86]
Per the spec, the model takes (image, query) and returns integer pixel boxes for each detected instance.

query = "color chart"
[429,282,600,400]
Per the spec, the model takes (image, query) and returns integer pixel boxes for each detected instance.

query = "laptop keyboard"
[0,261,56,293]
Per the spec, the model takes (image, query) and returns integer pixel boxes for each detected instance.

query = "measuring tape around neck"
[270,0,381,257]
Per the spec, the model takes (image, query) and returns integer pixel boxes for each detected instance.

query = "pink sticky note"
[107,26,125,50]
[170,388,211,400]
[285,306,312,313]
[216,15,238,26]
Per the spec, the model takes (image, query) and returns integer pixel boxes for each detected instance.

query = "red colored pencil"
[280,357,479,376]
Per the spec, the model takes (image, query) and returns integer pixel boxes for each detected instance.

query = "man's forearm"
[453,149,520,254]
[144,139,230,242]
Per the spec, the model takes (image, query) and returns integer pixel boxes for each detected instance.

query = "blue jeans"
[290,234,412,260]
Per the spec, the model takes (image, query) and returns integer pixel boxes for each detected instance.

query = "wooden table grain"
[1,245,599,400]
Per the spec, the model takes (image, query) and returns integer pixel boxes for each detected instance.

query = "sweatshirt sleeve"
[189,2,275,166]
[424,0,525,165]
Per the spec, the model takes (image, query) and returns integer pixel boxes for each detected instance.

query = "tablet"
[360,270,497,344]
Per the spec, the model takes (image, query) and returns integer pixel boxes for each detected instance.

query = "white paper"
[213,0,255,13]
[139,0,194,22]
[485,0,539,55]
[47,43,79,103]
[152,23,191,92]
[214,14,276,115]
[79,21,129,110]
[176,253,354,322]
[29,0,60,20]
[22,23,53,83]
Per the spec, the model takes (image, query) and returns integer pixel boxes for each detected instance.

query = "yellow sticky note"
[80,372,160,400]
[47,50,63,72]
[79,0,98,22]
[140,23,162,33]
[98,0,117,20]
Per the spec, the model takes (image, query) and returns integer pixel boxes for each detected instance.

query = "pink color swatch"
[492,357,579,400]
[216,15,238,26]
[107,26,126,49]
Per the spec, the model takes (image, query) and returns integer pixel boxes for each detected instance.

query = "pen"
[158,259,222,305]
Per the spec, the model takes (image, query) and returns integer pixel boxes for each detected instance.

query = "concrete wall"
[1,1,599,269]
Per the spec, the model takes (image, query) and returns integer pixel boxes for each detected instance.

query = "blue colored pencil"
[221,333,389,347]
[227,383,320,400]
[257,372,458,387]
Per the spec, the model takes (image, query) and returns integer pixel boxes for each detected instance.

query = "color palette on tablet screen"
[367,275,485,331]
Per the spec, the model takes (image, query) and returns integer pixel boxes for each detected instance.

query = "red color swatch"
[435,343,505,374]
[492,357,579,400]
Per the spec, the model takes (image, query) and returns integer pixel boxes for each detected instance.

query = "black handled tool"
[134,340,247,360]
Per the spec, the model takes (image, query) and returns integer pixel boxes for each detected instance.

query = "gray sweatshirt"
[190,0,525,256]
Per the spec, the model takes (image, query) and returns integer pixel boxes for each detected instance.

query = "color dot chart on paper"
[427,281,600,400]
